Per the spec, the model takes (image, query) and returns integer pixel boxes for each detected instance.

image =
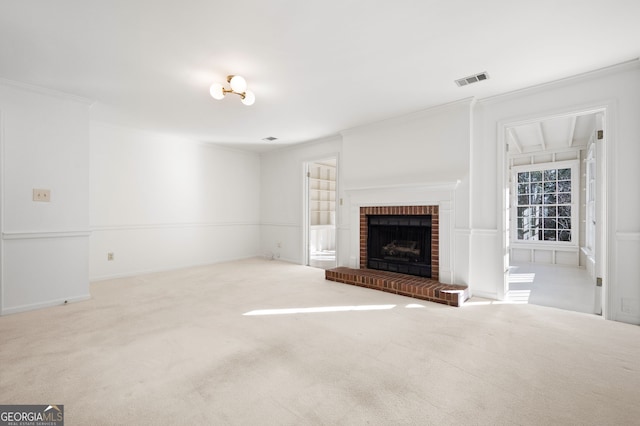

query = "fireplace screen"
[367,215,432,278]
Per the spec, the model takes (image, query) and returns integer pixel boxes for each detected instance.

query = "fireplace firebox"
[367,215,432,278]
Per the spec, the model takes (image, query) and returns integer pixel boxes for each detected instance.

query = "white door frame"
[498,102,614,319]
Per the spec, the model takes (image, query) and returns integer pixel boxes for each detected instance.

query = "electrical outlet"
[107,252,114,261]
[33,188,51,202]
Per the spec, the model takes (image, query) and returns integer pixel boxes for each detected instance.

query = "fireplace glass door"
[367,215,432,278]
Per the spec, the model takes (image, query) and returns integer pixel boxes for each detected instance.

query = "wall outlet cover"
[33,188,51,202]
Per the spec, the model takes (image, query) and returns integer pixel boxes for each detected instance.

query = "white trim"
[479,59,639,106]
[508,146,586,160]
[91,222,260,232]
[89,255,260,282]
[454,228,472,236]
[340,98,474,136]
[260,222,300,228]
[2,231,91,240]
[510,242,579,251]
[346,181,460,194]
[258,134,343,156]
[470,290,499,300]
[509,159,579,173]
[1,294,91,316]
[0,77,94,105]
[602,103,615,321]
[470,228,499,236]
[616,232,640,241]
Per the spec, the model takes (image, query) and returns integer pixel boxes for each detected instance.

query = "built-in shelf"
[309,163,336,226]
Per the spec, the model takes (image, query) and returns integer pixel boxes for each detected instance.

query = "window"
[512,160,579,244]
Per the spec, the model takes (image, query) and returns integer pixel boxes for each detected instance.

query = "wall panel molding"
[3,230,90,240]
[616,232,640,241]
[91,222,260,232]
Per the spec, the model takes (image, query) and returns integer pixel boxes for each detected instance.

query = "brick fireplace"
[326,204,468,307]
[360,205,439,281]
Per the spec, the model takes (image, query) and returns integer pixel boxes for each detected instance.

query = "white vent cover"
[455,72,489,87]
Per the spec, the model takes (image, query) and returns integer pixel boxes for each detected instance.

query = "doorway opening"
[305,158,337,269]
[501,108,607,316]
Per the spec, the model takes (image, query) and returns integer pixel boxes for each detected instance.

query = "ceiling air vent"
[455,72,489,87]
[262,136,278,142]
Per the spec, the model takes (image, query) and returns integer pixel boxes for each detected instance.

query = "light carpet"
[1,258,639,425]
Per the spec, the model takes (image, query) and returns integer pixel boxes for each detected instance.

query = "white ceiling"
[507,112,597,154]
[1,0,639,152]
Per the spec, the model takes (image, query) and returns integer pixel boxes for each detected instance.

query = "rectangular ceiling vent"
[455,72,489,87]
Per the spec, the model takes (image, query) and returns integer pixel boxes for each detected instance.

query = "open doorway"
[502,109,606,315]
[305,158,337,269]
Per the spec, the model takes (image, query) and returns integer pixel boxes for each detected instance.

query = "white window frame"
[510,159,580,247]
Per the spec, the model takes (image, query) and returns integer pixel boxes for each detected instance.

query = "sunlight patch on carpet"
[243,304,396,316]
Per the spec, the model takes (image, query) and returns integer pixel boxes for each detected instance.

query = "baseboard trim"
[89,255,262,282]
[1,294,91,316]
[468,290,499,300]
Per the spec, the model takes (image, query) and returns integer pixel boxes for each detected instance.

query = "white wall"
[340,99,473,284]
[0,80,91,314]
[89,122,261,280]
[472,61,640,323]
[259,136,342,263]
[341,99,472,190]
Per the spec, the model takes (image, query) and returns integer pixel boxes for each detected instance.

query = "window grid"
[516,167,572,242]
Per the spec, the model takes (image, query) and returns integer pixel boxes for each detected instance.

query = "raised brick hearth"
[325,267,468,307]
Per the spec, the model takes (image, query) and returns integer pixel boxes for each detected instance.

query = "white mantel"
[341,181,460,284]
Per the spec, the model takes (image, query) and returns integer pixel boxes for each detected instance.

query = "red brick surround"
[359,205,439,281]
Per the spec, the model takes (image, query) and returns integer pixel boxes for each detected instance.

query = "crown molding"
[345,180,460,194]
[0,77,94,106]
[340,97,475,137]
[478,58,640,106]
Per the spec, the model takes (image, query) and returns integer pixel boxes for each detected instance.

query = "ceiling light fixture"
[209,75,256,106]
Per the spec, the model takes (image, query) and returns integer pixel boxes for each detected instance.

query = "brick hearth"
[325,267,468,307]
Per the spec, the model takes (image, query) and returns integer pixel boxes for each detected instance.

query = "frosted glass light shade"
[241,90,255,106]
[229,75,247,93]
[209,83,225,100]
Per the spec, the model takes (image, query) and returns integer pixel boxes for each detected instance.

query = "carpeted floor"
[1,258,639,425]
